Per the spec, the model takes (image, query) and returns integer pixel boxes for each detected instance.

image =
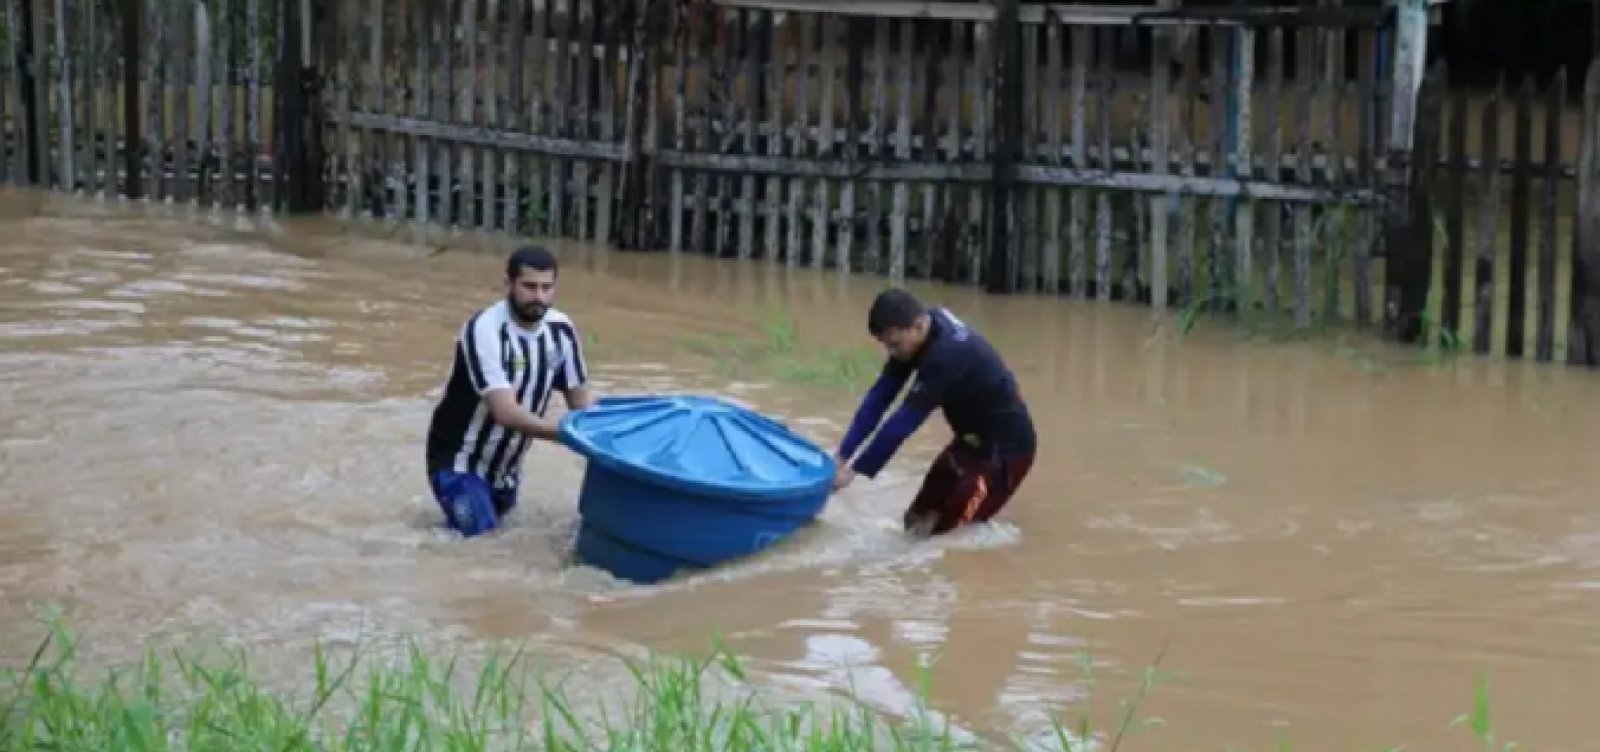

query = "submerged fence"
[2,0,1599,368]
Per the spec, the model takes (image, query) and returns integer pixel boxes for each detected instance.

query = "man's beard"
[508,294,546,323]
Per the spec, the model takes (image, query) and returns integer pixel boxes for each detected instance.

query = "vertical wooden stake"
[984,0,1021,294]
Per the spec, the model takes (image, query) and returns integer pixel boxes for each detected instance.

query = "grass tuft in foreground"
[0,620,1056,752]
[0,619,1520,752]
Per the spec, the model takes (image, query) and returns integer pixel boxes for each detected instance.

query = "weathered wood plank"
[572,0,593,241]
[668,0,688,251]
[390,0,409,224]
[965,19,986,284]
[1506,75,1533,358]
[762,8,782,262]
[549,0,574,237]
[1261,26,1282,314]
[5,0,24,184]
[714,5,738,257]
[1472,77,1503,354]
[1352,25,1376,326]
[867,15,889,274]
[1067,23,1088,296]
[1040,17,1063,294]
[1316,21,1339,324]
[338,0,358,216]
[1568,61,1600,365]
[739,7,760,259]
[331,112,629,161]
[217,0,234,208]
[505,0,524,235]
[837,14,861,272]
[244,0,260,210]
[1017,16,1037,290]
[1174,36,1198,309]
[639,149,1377,202]
[788,12,814,265]
[53,0,73,191]
[413,0,433,224]
[82,0,97,194]
[706,0,1393,27]
[1094,25,1112,301]
[1442,85,1467,339]
[815,12,838,267]
[916,17,939,278]
[888,17,913,280]
[484,0,503,232]
[1146,16,1172,314]
[195,1,213,206]
[459,0,479,228]
[1292,23,1314,327]
[151,0,170,199]
[595,0,619,244]
[617,0,654,247]
[528,0,550,235]
[940,18,967,282]
[173,1,189,202]
[1231,25,1254,317]
[1207,25,1228,308]
[371,0,388,218]
[1536,67,1565,361]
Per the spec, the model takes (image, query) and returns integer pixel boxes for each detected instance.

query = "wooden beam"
[331,112,629,162]
[653,149,992,181]
[706,1,1390,27]
[649,147,1378,204]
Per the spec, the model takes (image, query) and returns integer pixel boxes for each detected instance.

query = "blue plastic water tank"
[558,394,837,584]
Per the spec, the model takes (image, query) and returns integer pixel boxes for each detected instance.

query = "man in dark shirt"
[831,288,1038,536]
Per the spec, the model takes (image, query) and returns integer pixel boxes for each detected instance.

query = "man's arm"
[462,315,562,441]
[552,319,595,411]
[848,355,967,479]
[837,358,914,461]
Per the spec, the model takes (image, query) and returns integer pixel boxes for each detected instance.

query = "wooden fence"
[1414,60,1600,366]
[324,1,1400,315]
[2,0,1599,368]
[0,0,312,211]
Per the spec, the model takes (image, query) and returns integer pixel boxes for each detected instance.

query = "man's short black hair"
[867,287,925,336]
[506,245,558,280]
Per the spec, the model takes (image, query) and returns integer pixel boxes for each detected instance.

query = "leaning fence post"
[1383,60,1444,344]
[1379,0,1431,340]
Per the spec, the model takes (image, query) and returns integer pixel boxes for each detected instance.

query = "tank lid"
[559,395,836,499]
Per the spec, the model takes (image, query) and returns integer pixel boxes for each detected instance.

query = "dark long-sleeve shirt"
[839,307,1036,478]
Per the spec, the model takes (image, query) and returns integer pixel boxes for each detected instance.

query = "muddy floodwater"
[3,189,1600,750]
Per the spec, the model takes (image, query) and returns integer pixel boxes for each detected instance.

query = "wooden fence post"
[18,0,47,186]
[1569,60,1600,366]
[121,0,142,199]
[617,0,665,251]
[273,0,324,213]
[983,0,1022,294]
[1383,60,1444,344]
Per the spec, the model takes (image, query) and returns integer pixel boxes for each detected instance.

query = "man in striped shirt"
[425,246,595,537]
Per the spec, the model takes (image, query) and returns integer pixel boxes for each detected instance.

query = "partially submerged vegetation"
[677,306,883,392]
[0,619,1520,752]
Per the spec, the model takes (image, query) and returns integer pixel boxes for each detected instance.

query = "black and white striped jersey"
[426,299,588,486]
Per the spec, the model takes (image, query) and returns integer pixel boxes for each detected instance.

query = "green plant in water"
[679,305,882,393]
[1452,672,1518,752]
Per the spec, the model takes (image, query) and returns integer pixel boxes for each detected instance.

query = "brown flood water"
[3,188,1600,750]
